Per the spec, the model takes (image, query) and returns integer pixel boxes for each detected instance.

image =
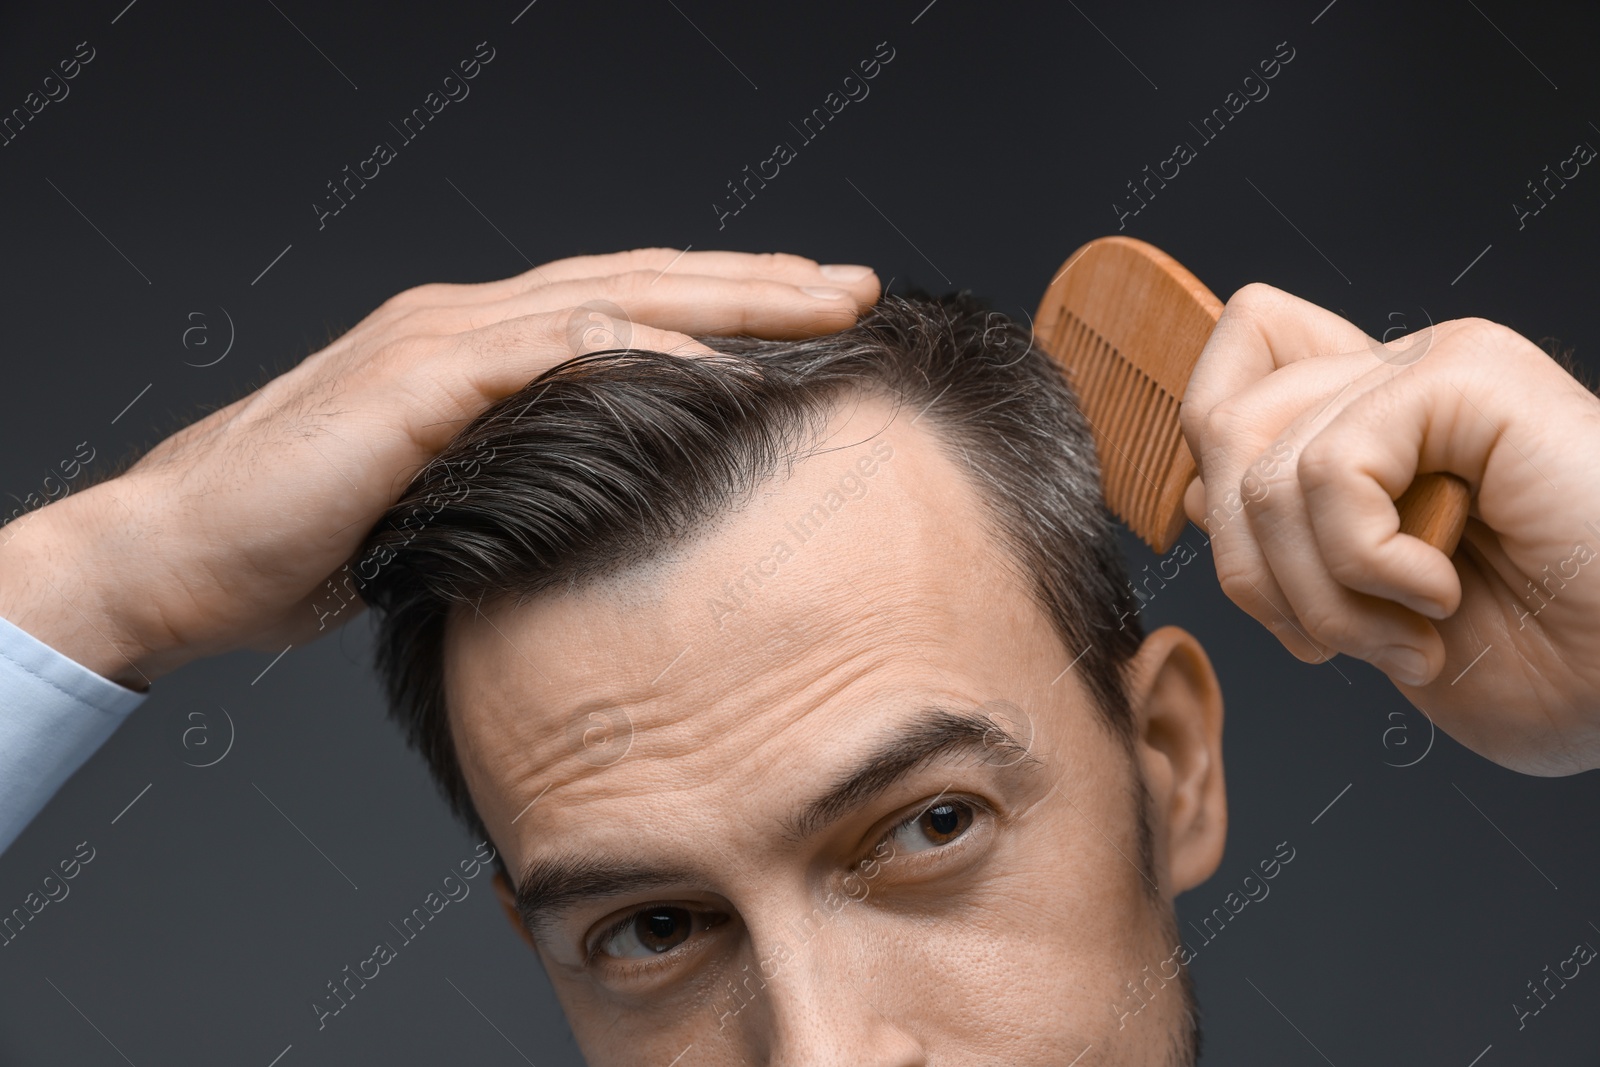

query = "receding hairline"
[441,381,1019,631]
[431,387,1015,788]
[361,293,1147,878]
[437,386,1084,859]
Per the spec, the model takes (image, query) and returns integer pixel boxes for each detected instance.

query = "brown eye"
[889,799,976,853]
[594,906,726,961]
[635,908,692,953]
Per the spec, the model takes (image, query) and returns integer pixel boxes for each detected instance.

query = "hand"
[0,249,880,689]
[1178,284,1600,774]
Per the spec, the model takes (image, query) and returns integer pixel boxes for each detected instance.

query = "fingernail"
[1411,597,1450,621]
[819,264,872,281]
[1377,647,1431,686]
[802,286,849,299]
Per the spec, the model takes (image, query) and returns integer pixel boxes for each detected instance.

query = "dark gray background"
[1,0,1598,1063]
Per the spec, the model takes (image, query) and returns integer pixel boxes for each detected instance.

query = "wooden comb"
[1034,236,1471,556]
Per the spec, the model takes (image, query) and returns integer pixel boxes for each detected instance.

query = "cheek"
[839,877,1165,1061]
[859,782,1171,1056]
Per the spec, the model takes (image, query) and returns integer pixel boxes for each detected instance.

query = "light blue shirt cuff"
[0,613,146,854]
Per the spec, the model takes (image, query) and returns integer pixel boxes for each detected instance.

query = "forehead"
[442,392,1086,855]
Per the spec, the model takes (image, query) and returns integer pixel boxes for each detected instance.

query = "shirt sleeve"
[0,613,146,854]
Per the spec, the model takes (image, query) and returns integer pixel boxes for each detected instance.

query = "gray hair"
[358,292,1144,846]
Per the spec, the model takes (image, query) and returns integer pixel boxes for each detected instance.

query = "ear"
[492,869,540,953]
[1125,625,1226,895]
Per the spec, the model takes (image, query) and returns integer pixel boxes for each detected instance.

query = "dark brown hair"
[358,292,1144,847]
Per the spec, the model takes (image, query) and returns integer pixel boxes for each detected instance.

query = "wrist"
[0,490,163,691]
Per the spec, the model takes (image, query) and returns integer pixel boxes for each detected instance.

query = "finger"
[532,248,877,290]
[1179,287,1371,654]
[430,248,880,305]
[1216,534,1335,665]
[1186,354,1381,661]
[392,313,723,447]
[1191,353,1378,538]
[564,316,722,359]
[457,315,720,403]
[1243,419,1446,683]
[1190,463,1327,663]
[1297,366,1481,620]
[1180,283,1375,482]
[1190,460,1328,662]
[427,272,877,341]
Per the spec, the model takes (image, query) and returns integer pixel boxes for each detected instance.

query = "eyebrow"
[513,705,1041,939]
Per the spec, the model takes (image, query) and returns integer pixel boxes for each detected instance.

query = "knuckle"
[413,281,463,302]
[1260,618,1309,657]
[1451,315,1508,339]
[612,248,677,273]
[1295,602,1360,653]
[1200,399,1256,448]
[564,307,634,354]
[1236,475,1281,521]
[398,306,451,334]
[1296,437,1341,491]
[1216,568,1263,612]
[1224,281,1287,315]
[379,283,446,313]
[533,251,587,275]
[1450,317,1528,361]
[371,334,442,369]
[1250,442,1298,492]
[640,328,698,355]
[600,270,652,303]
[376,292,416,315]
[1178,400,1203,441]
[1324,550,1373,590]
[753,251,814,272]
[471,321,539,359]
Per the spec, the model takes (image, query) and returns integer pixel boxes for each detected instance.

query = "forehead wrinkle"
[475,539,1015,847]
[476,614,889,789]
[501,654,992,877]
[510,706,1043,939]
[453,391,1062,852]
[494,650,882,841]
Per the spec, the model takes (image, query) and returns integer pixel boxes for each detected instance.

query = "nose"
[738,932,928,1067]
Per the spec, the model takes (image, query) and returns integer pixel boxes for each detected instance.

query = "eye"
[886,798,977,854]
[589,905,728,962]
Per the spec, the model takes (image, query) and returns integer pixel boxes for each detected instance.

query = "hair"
[358,291,1145,856]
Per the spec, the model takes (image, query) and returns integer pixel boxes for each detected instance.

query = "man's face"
[445,394,1224,1065]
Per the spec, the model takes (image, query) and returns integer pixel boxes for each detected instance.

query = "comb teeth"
[1046,307,1187,543]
